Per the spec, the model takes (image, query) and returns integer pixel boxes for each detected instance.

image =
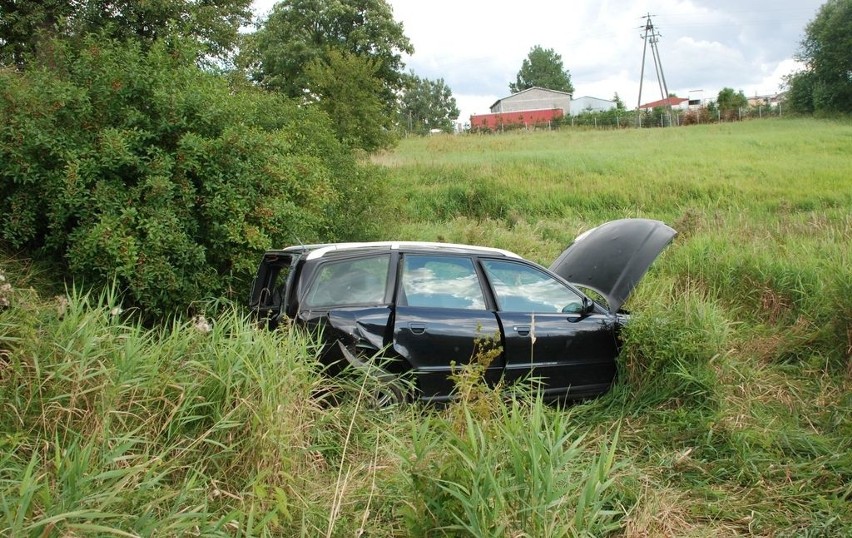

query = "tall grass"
[0,284,332,535]
[371,118,851,535]
[400,400,622,537]
[2,118,850,535]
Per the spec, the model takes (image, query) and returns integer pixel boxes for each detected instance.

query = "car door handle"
[408,322,427,335]
[513,325,530,336]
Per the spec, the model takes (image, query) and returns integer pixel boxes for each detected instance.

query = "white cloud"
[252,0,824,116]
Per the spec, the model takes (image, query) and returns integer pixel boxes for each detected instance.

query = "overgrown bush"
[682,107,713,125]
[0,36,380,316]
[620,288,731,409]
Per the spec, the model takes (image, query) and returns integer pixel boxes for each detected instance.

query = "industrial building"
[470,87,616,131]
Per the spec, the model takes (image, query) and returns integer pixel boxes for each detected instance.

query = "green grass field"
[1,118,850,536]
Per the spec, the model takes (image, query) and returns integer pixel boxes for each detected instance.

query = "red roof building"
[639,96,689,110]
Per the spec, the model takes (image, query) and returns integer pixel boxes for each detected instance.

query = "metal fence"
[463,105,788,133]
[559,105,785,130]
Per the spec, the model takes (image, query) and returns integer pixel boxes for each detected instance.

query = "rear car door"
[392,254,503,402]
[249,251,297,329]
[297,253,394,374]
[480,258,619,399]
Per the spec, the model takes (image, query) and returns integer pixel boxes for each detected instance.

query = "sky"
[251,0,825,124]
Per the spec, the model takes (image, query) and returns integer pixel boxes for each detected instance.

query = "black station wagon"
[249,218,676,404]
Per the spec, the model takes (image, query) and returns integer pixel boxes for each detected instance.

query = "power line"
[636,13,672,125]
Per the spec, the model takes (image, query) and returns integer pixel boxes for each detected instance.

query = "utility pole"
[637,14,672,126]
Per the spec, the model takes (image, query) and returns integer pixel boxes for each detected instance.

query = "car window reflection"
[305,255,390,307]
[401,256,486,310]
[481,259,583,313]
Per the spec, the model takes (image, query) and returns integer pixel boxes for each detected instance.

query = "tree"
[305,50,396,151]
[509,45,573,94]
[242,0,413,151]
[399,75,460,135]
[716,87,747,112]
[244,0,412,99]
[787,0,852,113]
[0,0,252,67]
[0,37,379,316]
[613,92,625,110]
[784,70,817,113]
[0,1,76,67]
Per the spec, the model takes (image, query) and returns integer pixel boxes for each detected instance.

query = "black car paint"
[392,304,505,399]
[496,309,620,398]
[252,250,622,403]
[250,222,675,403]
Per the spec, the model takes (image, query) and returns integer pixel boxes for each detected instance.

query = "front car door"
[392,253,503,402]
[480,258,619,399]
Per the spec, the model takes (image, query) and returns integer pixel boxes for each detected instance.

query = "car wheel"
[366,375,407,408]
[337,341,409,407]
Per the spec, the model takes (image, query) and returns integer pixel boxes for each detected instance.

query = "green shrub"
[621,287,731,409]
[0,36,379,316]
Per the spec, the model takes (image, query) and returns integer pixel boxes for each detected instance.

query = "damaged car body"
[249,218,676,404]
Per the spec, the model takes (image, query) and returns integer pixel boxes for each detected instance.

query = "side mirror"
[562,298,593,315]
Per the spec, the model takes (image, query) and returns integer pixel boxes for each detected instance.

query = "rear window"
[304,255,390,307]
[250,253,294,311]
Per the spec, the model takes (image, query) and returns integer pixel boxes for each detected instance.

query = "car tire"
[365,374,407,408]
[337,341,409,407]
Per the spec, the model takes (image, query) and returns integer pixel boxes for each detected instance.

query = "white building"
[570,96,616,115]
[488,87,617,117]
[490,87,573,115]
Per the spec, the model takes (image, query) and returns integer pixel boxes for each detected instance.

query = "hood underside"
[549,218,676,312]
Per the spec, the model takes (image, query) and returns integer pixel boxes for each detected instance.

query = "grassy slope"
[374,119,850,260]
[1,118,850,536]
[371,118,852,536]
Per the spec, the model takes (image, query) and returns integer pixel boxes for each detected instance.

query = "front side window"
[304,255,390,307]
[400,255,486,310]
[481,259,585,313]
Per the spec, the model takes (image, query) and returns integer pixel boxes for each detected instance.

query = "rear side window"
[304,255,390,307]
[400,255,486,310]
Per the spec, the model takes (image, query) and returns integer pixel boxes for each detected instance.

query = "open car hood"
[549,218,676,313]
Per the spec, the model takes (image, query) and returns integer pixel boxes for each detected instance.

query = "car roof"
[270,241,523,261]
